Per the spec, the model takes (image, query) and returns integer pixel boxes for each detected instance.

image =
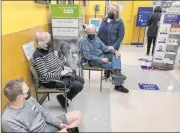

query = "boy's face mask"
[19,88,31,101]
[25,88,31,100]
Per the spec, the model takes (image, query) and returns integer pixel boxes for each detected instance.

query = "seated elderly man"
[81,24,129,93]
[2,78,82,132]
[32,32,84,109]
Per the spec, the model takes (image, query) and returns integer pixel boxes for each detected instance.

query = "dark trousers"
[42,75,84,100]
[147,37,156,55]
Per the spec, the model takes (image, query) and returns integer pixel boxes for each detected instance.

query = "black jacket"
[147,6,162,37]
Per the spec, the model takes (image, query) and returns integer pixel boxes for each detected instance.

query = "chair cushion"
[82,62,102,71]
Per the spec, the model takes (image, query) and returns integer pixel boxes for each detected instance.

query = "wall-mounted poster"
[136,7,153,27]
[53,37,80,74]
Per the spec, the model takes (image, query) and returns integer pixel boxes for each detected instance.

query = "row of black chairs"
[30,50,106,113]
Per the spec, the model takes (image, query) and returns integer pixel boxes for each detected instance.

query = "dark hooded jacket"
[147,6,162,37]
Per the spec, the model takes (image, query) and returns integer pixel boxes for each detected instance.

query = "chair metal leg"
[81,68,84,78]
[100,68,103,91]
[89,70,91,79]
[35,85,39,102]
[47,93,50,101]
[64,84,67,113]
[106,70,108,81]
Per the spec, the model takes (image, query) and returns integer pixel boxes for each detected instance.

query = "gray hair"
[35,32,51,50]
[107,3,120,21]
[86,24,96,34]
[4,78,24,102]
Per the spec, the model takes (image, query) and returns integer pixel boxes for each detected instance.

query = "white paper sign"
[23,42,35,60]
[52,19,79,28]
[52,28,78,37]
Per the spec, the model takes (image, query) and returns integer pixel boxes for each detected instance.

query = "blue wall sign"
[138,83,159,90]
[136,7,153,27]
[163,14,180,25]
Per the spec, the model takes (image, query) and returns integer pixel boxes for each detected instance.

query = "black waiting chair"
[30,65,69,112]
[79,46,109,91]
[81,58,104,91]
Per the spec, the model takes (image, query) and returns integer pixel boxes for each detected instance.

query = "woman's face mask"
[108,12,115,19]
[46,40,52,49]
[47,40,52,46]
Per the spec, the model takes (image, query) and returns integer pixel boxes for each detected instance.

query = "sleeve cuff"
[112,49,116,53]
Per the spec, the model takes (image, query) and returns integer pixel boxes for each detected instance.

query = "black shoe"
[57,95,69,109]
[146,53,149,56]
[111,69,126,80]
[114,85,129,93]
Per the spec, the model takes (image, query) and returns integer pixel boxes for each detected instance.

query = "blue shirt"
[80,36,115,61]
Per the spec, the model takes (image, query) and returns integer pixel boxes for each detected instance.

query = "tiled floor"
[43,45,180,132]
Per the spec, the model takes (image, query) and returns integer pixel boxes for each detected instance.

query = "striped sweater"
[32,48,64,82]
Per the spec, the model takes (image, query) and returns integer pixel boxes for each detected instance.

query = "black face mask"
[46,40,52,49]
[25,89,31,100]
[47,40,52,46]
[88,34,95,40]
[108,12,115,19]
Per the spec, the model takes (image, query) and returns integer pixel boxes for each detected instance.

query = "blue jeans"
[102,53,121,70]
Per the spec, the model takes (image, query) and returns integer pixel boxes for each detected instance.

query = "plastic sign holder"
[151,12,180,70]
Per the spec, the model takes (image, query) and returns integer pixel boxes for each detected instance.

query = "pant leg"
[147,37,153,54]
[102,62,113,69]
[42,80,69,88]
[74,75,84,84]
[66,76,84,100]
[103,53,114,77]
[113,77,124,86]
[152,37,156,55]
[104,53,121,70]
[111,56,121,70]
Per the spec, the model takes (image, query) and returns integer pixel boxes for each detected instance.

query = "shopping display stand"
[50,4,84,75]
[152,9,180,70]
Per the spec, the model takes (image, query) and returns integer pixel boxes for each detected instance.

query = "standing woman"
[98,3,125,79]
[146,6,162,55]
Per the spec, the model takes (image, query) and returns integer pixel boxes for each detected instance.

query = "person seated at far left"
[2,78,82,132]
